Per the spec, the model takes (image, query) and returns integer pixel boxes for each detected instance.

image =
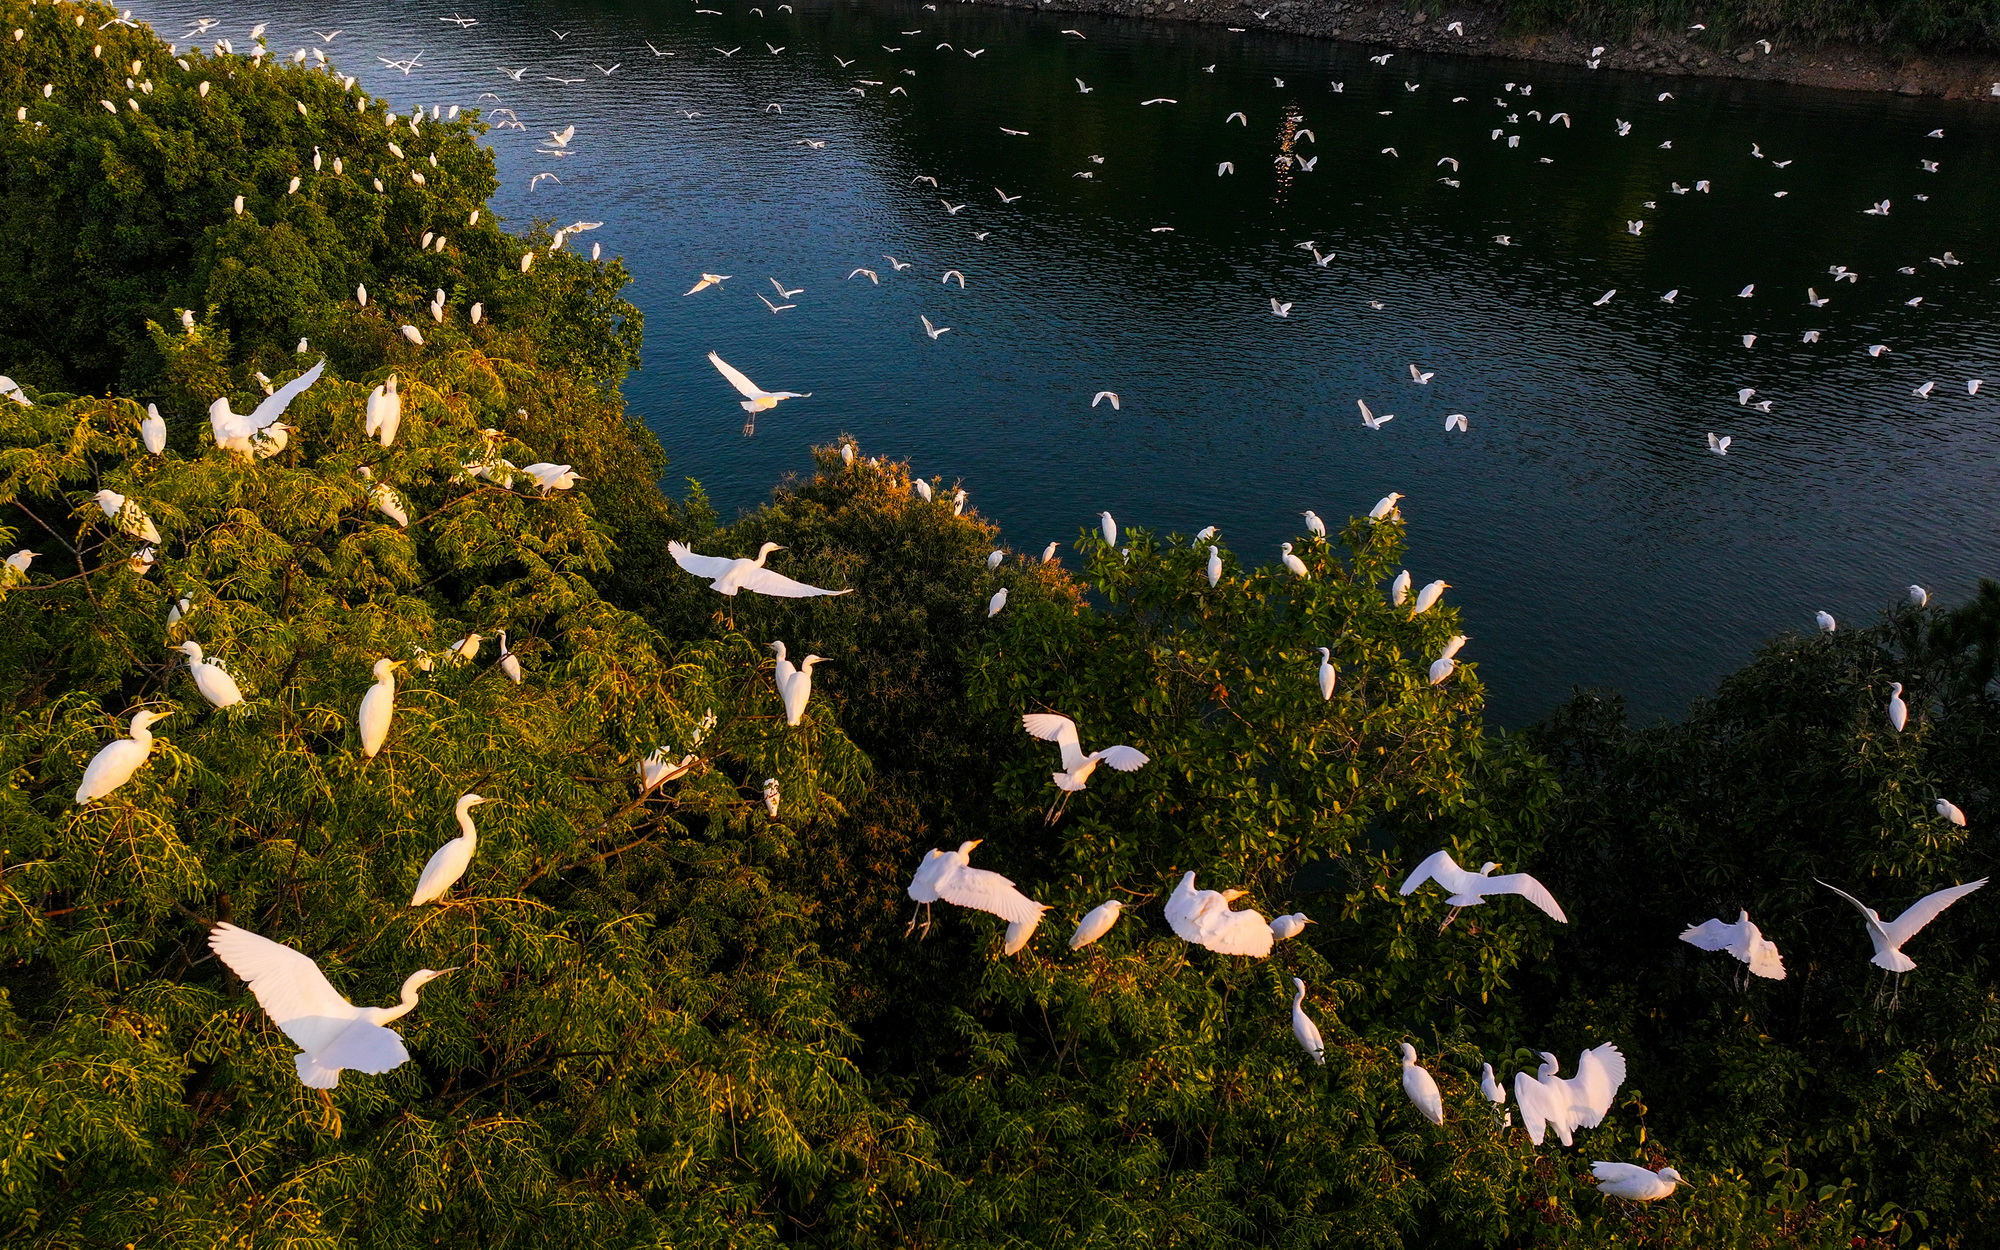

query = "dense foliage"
[0,5,1985,1248]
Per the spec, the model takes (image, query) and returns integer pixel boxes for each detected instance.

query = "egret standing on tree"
[410,794,491,905]
[177,642,244,709]
[357,658,403,758]
[74,708,171,805]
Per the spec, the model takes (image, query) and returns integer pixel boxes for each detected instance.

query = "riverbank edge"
[966,0,2000,100]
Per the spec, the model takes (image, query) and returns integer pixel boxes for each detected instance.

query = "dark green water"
[130,0,2000,722]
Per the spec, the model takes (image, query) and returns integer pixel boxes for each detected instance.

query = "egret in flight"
[1021,712,1148,818]
[670,541,851,598]
[1400,850,1567,926]
[707,352,810,428]
[1680,910,1786,980]
[1817,878,1985,978]
[208,922,454,1088]
[209,359,326,455]
[905,840,1046,951]
[74,708,171,805]
[411,794,491,905]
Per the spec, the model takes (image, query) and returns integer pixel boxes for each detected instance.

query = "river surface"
[128,0,2000,724]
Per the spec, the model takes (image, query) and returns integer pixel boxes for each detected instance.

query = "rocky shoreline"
[975,0,2000,101]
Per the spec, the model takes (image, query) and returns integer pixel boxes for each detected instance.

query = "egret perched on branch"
[768,640,827,725]
[208,922,454,1088]
[1400,850,1567,926]
[496,632,523,683]
[1389,569,1411,606]
[640,748,699,791]
[1410,579,1450,616]
[1400,1043,1445,1124]
[410,794,490,904]
[905,840,1047,949]
[1206,546,1223,587]
[1680,910,1786,980]
[1021,712,1148,820]
[1937,798,1966,826]
[1164,871,1274,956]
[74,708,170,805]
[1480,1063,1509,1122]
[177,642,244,708]
[1269,912,1314,941]
[93,489,161,544]
[1591,1163,1684,1202]
[1887,682,1908,732]
[209,358,325,455]
[520,463,582,494]
[1303,510,1326,538]
[357,658,403,758]
[1370,492,1405,521]
[1098,511,1117,545]
[365,374,401,446]
[1069,899,1125,949]
[140,403,166,455]
[1314,647,1336,700]
[1291,979,1326,1063]
[1281,542,1309,578]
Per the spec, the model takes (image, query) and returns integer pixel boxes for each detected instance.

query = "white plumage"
[410,794,489,905]
[1069,899,1125,949]
[208,358,325,455]
[905,840,1047,944]
[768,640,827,726]
[1269,911,1314,941]
[1291,979,1325,1064]
[1164,871,1274,956]
[1817,877,1986,972]
[1514,1043,1626,1146]
[1280,542,1309,578]
[178,641,244,708]
[1591,1162,1683,1201]
[93,488,161,544]
[208,922,453,1088]
[670,541,851,598]
[357,658,402,758]
[1399,1043,1444,1124]
[1680,910,1786,979]
[1399,850,1567,922]
[1315,648,1336,700]
[364,374,401,446]
[1021,712,1149,793]
[74,708,171,805]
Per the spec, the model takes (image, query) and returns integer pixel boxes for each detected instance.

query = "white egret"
[914,480,934,502]
[1269,912,1314,941]
[1480,1062,1508,1115]
[446,633,483,665]
[1042,542,1060,563]
[1281,542,1309,578]
[988,587,1007,617]
[1069,899,1125,949]
[1888,682,1908,732]
[1021,712,1148,818]
[1817,878,1985,973]
[1707,433,1731,456]
[768,640,826,726]
[1091,391,1120,409]
[1315,647,1336,700]
[74,708,170,805]
[905,840,1047,941]
[1164,871,1274,956]
[140,403,166,454]
[496,632,523,683]
[1357,399,1393,429]
[1937,798,1966,826]
[1207,546,1223,587]
[1098,511,1118,545]
[1409,579,1450,616]
[1370,492,1405,521]
[520,463,582,494]
[0,548,33,593]
[208,922,453,1088]
[1292,979,1326,1064]
[364,375,401,446]
[93,489,161,543]
[1515,1043,1625,1146]
[1400,850,1566,925]
[706,351,810,416]
[987,549,1005,570]
[1908,585,1929,607]
[1399,1043,1445,1124]
[177,641,243,708]
[410,793,490,904]
[1390,569,1411,606]
[670,541,851,598]
[1680,910,1786,980]
[357,658,403,758]
[640,750,698,791]
[1815,610,1836,632]
[1591,1163,1684,1202]
[1303,510,1326,538]
[208,358,326,455]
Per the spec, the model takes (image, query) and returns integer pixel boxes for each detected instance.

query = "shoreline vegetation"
[5,2,2000,1246]
[973,0,2000,99]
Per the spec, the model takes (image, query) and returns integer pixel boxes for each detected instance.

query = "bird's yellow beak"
[967,839,983,849]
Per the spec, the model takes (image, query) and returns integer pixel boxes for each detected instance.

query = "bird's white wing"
[1399,849,1461,896]
[248,358,327,428]
[1491,871,1567,922]
[1163,872,1204,939]
[733,566,851,598]
[936,864,1046,923]
[1679,918,1738,951]
[1201,906,1275,956]
[1816,878,1877,924]
[668,541,743,581]
[1590,1162,1655,1185]
[1021,712,1085,772]
[706,351,767,400]
[208,923,356,1055]
[1513,1071,1557,1145]
[907,849,949,902]
[312,1020,411,1075]
[1881,878,1987,946]
[1569,1043,1626,1127]
[1749,937,1787,980]
[1097,745,1149,772]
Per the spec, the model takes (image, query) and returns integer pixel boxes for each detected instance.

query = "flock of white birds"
[31,0,2000,1207]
